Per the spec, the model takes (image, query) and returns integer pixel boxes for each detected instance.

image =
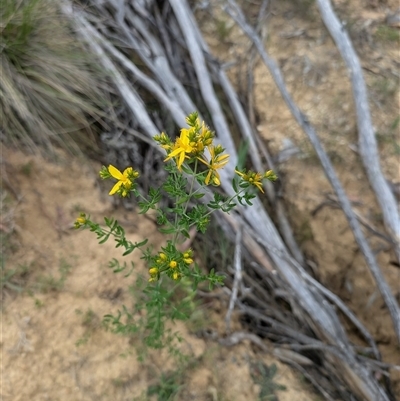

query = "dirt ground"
[1,0,400,400]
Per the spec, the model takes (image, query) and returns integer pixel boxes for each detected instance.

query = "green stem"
[172,159,198,245]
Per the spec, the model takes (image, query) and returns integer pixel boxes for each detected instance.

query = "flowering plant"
[75,112,277,349]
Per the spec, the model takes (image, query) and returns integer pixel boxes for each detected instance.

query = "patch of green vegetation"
[147,369,184,401]
[103,271,199,361]
[284,0,316,20]
[214,18,233,42]
[371,77,398,105]
[75,308,101,346]
[20,161,33,176]
[374,25,400,42]
[35,258,72,293]
[1,263,24,293]
[0,190,19,275]
[250,361,287,401]
[132,394,149,401]
[34,298,44,308]
[1,237,31,295]
[295,219,314,244]
[376,116,400,155]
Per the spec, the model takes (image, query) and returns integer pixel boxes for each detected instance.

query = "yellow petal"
[255,182,264,193]
[217,154,229,163]
[215,158,229,169]
[177,150,186,169]
[109,181,123,195]
[213,175,221,186]
[197,156,210,167]
[235,169,245,178]
[108,165,124,180]
[208,146,215,159]
[205,169,212,185]
[164,147,182,161]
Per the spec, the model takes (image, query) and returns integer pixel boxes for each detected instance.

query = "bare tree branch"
[225,223,243,332]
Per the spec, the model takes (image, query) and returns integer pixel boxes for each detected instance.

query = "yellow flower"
[149,267,159,275]
[198,145,230,186]
[164,128,194,170]
[149,266,160,282]
[199,122,213,146]
[156,252,167,264]
[108,165,135,196]
[235,169,264,193]
[172,271,180,280]
[264,170,278,181]
[169,260,177,269]
[183,249,193,264]
[74,213,87,228]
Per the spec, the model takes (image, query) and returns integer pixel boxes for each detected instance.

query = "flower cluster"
[148,247,194,282]
[73,111,279,351]
[99,165,140,197]
[76,112,277,285]
[235,168,277,193]
[154,112,229,186]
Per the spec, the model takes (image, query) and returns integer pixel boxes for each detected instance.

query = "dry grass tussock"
[0,0,108,155]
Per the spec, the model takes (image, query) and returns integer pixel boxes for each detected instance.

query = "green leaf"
[136,239,149,247]
[159,227,177,234]
[122,248,134,256]
[245,197,253,206]
[181,229,190,239]
[176,195,189,205]
[232,177,238,192]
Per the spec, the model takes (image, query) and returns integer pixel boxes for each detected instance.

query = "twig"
[225,223,243,332]
[219,330,269,351]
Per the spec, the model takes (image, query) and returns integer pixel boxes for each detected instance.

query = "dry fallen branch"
[225,223,243,332]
